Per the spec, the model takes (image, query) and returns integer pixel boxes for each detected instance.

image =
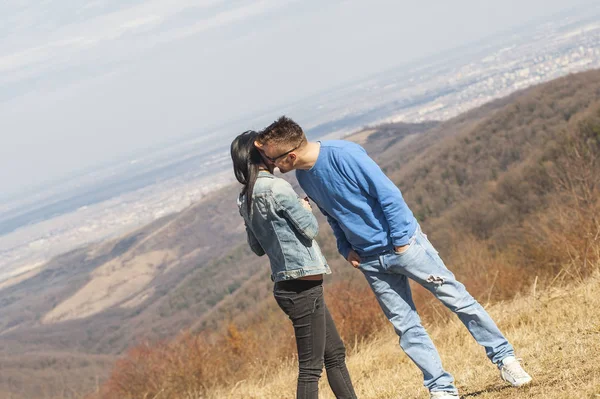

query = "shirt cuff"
[392,237,411,247]
[339,246,352,260]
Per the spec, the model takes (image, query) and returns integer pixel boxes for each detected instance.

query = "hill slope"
[1,69,600,399]
[196,69,600,332]
[96,70,600,399]
[214,271,600,399]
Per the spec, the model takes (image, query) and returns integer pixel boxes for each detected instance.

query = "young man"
[255,116,532,399]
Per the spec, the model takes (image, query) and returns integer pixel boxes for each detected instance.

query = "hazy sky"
[0,0,593,197]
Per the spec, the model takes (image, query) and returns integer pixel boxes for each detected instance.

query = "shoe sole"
[501,374,532,387]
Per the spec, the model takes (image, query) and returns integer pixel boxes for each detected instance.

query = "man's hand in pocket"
[347,250,361,268]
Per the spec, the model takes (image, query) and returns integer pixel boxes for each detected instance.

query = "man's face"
[254,141,299,173]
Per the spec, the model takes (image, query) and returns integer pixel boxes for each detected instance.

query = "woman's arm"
[245,224,265,256]
[271,179,319,241]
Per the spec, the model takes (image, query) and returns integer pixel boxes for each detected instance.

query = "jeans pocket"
[386,240,421,271]
[393,234,417,256]
[274,293,295,319]
[295,286,323,319]
[393,241,414,256]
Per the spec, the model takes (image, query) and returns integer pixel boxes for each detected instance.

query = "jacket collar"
[258,170,274,178]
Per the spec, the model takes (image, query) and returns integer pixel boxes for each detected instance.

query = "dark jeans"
[274,279,357,399]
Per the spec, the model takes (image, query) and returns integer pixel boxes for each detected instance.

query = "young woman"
[231,130,357,399]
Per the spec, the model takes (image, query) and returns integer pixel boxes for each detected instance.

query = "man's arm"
[271,179,319,241]
[315,203,353,260]
[342,146,414,247]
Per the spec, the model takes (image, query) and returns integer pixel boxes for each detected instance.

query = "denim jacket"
[238,171,331,282]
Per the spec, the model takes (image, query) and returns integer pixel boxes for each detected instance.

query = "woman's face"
[257,148,276,174]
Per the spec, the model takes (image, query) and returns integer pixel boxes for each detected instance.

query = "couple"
[230,117,532,399]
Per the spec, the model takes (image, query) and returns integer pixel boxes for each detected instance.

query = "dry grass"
[43,249,177,323]
[95,99,600,399]
[211,270,600,399]
[347,129,378,145]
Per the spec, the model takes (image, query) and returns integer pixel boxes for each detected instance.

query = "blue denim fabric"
[359,225,514,393]
[239,171,331,282]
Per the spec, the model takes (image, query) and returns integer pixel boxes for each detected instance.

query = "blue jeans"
[359,225,514,393]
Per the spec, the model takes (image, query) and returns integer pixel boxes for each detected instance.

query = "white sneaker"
[430,391,459,399]
[500,356,532,387]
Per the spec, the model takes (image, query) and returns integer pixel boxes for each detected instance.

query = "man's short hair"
[257,116,306,147]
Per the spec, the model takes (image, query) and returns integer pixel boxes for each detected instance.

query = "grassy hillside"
[215,271,600,399]
[198,69,600,332]
[96,70,600,399]
[1,70,599,399]
[0,184,255,398]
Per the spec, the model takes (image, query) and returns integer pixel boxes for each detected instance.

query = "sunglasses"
[258,142,302,163]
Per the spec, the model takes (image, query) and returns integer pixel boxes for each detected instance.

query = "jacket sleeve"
[271,179,319,240]
[245,224,265,256]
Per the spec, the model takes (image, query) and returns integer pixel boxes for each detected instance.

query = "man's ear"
[254,140,263,149]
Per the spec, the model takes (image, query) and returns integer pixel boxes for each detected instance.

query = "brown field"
[216,271,600,399]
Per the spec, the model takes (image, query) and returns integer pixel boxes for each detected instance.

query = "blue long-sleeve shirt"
[296,140,417,259]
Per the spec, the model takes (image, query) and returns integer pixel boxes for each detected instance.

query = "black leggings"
[274,279,357,399]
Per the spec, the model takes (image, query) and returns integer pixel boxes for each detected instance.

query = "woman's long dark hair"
[231,130,264,213]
